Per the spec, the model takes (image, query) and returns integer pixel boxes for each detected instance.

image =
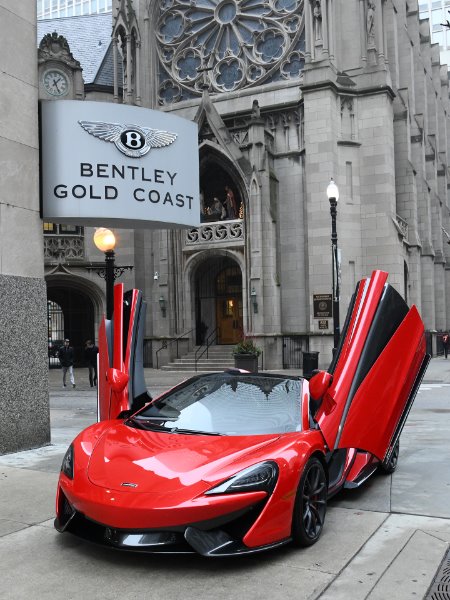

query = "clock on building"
[42,69,69,97]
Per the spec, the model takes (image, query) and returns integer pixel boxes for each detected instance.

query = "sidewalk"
[0,358,449,599]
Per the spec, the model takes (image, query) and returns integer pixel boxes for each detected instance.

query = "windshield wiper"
[126,418,224,435]
[125,417,172,432]
[169,427,225,436]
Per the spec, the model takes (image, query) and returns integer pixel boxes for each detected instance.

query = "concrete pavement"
[0,359,449,599]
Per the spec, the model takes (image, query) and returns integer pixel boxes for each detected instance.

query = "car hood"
[87,423,280,493]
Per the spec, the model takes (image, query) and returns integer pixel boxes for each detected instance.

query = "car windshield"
[131,373,303,435]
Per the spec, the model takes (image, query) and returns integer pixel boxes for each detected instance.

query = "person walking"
[442,332,449,359]
[58,339,76,388]
[84,340,99,387]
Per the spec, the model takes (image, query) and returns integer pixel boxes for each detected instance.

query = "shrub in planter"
[233,338,261,372]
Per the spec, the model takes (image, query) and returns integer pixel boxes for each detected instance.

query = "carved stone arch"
[45,274,105,364]
[45,273,104,319]
[248,168,263,255]
[183,249,248,344]
[131,25,141,44]
[199,141,249,220]
[113,1,141,104]
[113,0,139,35]
[250,168,261,194]
[340,95,356,140]
[195,91,252,181]
[184,248,245,286]
[114,23,128,62]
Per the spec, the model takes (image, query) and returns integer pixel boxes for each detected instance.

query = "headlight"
[61,444,74,479]
[205,461,278,495]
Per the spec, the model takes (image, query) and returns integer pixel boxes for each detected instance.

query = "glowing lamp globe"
[326,178,339,203]
[94,228,116,253]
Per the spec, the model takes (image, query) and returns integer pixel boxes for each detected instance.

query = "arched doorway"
[195,256,243,345]
[46,284,96,367]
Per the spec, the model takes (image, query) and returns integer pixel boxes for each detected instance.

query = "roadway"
[0,359,449,599]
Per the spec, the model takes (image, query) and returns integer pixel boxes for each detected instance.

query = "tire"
[292,457,327,547]
[380,439,400,474]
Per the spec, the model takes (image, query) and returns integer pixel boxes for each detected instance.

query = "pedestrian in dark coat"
[84,340,99,387]
[58,339,75,388]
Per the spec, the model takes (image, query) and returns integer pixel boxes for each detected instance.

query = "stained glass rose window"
[156,0,305,104]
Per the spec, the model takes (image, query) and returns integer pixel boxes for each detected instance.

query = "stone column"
[136,40,141,105]
[126,34,133,103]
[113,36,119,102]
[360,0,367,65]
[322,0,329,57]
[305,0,312,63]
[376,0,385,65]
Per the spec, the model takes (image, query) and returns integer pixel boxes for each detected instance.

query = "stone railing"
[185,219,244,248]
[44,236,85,261]
[394,215,408,240]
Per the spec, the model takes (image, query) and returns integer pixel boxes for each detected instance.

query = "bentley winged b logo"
[78,120,178,158]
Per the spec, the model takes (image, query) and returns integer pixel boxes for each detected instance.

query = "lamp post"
[327,178,340,351]
[90,228,134,320]
[93,228,117,320]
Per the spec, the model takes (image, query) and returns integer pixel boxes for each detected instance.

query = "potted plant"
[233,337,261,372]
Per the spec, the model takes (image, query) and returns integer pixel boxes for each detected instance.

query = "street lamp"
[250,287,258,314]
[90,228,134,320]
[159,296,167,318]
[93,228,116,320]
[327,178,340,351]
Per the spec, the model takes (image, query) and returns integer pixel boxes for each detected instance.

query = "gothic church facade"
[43,0,450,369]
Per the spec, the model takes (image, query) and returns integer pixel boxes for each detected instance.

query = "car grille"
[59,500,268,554]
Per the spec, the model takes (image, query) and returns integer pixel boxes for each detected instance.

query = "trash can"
[302,351,319,379]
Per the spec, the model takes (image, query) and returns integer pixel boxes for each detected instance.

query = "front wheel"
[380,439,400,474]
[292,457,327,547]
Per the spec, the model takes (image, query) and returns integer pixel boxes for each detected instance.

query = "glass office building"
[419,1,450,66]
[37,0,112,19]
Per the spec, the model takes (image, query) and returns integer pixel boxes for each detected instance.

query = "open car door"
[315,270,429,463]
[97,284,151,421]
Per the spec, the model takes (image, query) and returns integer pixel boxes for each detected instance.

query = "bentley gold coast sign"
[40,100,200,228]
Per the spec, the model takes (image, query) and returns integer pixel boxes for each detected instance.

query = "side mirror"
[309,370,333,401]
[117,409,133,420]
[106,368,129,393]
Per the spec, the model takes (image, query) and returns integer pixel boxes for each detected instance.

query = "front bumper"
[55,488,290,557]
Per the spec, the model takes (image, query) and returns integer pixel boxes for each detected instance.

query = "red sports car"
[55,270,429,556]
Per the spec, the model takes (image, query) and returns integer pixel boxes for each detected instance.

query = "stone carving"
[395,215,408,239]
[232,130,249,146]
[38,32,81,69]
[367,0,375,47]
[185,221,244,247]
[312,0,322,42]
[252,99,261,120]
[44,236,85,261]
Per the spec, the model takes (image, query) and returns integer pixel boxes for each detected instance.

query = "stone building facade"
[39,0,450,373]
[0,1,49,453]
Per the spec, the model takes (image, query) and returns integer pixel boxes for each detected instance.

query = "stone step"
[160,365,233,372]
[173,358,233,364]
[158,345,236,372]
